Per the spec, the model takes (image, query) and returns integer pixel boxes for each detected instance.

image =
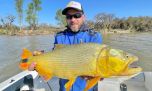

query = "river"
[0,32,152,83]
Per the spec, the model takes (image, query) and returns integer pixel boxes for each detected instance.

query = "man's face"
[66,9,85,32]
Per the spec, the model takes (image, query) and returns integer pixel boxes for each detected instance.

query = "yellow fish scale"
[20,43,142,91]
[29,43,105,79]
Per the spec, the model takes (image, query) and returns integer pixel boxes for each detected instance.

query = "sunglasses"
[66,13,83,19]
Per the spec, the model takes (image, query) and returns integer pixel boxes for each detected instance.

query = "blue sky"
[0,0,152,26]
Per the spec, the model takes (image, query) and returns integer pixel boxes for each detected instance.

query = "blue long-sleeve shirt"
[54,24,102,91]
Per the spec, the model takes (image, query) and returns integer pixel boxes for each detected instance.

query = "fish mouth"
[128,56,140,68]
[124,56,142,75]
[129,61,140,68]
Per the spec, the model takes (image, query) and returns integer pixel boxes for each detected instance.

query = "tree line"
[0,1,152,35]
[56,11,152,33]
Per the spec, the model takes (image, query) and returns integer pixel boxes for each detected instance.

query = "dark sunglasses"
[66,13,82,19]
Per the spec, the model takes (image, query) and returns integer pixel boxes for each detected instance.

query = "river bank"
[0,27,63,36]
[0,28,149,36]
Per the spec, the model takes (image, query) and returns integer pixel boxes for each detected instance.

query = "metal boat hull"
[0,71,152,91]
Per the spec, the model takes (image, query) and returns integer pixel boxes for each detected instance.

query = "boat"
[0,71,152,91]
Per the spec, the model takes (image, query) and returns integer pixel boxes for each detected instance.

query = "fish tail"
[21,48,33,59]
[19,48,33,70]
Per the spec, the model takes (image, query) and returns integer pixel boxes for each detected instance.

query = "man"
[29,1,103,91]
[55,1,102,91]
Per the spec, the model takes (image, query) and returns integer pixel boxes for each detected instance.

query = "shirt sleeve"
[54,35,58,44]
[53,35,58,50]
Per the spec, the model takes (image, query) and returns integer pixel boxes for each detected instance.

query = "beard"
[69,24,80,32]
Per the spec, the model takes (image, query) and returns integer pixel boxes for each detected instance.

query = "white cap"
[62,1,83,15]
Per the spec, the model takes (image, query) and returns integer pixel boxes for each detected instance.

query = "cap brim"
[62,7,83,15]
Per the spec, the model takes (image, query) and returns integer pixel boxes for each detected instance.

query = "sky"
[0,0,152,26]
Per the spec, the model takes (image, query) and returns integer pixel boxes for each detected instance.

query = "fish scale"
[20,43,142,91]
[48,46,99,77]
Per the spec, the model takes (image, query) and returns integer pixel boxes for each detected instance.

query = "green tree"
[26,3,35,30]
[55,9,67,27]
[26,0,41,30]
[15,0,23,31]
[33,0,42,26]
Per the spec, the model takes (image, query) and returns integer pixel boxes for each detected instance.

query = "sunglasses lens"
[66,13,82,19]
[74,13,82,18]
[66,15,72,19]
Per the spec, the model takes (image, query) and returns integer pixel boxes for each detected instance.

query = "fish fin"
[19,63,29,70]
[84,76,101,91]
[65,78,76,91]
[54,44,66,49]
[21,48,33,59]
[36,65,53,82]
[42,74,53,82]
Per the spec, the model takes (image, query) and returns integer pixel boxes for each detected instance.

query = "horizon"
[0,0,152,26]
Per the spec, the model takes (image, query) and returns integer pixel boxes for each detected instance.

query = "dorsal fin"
[54,44,66,50]
[21,48,33,59]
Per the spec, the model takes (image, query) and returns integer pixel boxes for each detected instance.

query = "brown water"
[0,35,54,82]
[0,32,152,83]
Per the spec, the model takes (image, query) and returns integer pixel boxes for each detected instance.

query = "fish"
[19,43,142,91]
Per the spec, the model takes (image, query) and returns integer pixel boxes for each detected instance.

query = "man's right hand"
[28,50,44,71]
[28,62,36,71]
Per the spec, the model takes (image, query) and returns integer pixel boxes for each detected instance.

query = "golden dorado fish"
[19,43,142,91]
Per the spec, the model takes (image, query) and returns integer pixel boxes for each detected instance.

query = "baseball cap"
[62,1,84,15]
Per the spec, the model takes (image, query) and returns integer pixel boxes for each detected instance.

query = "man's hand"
[28,62,36,71]
[33,50,44,56]
[28,50,44,71]
[81,76,95,80]
[81,76,104,81]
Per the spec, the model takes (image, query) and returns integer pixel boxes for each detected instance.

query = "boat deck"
[125,81,147,91]
[0,71,151,91]
[33,74,148,91]
[34,77,59,91]
[124,73,147,91]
